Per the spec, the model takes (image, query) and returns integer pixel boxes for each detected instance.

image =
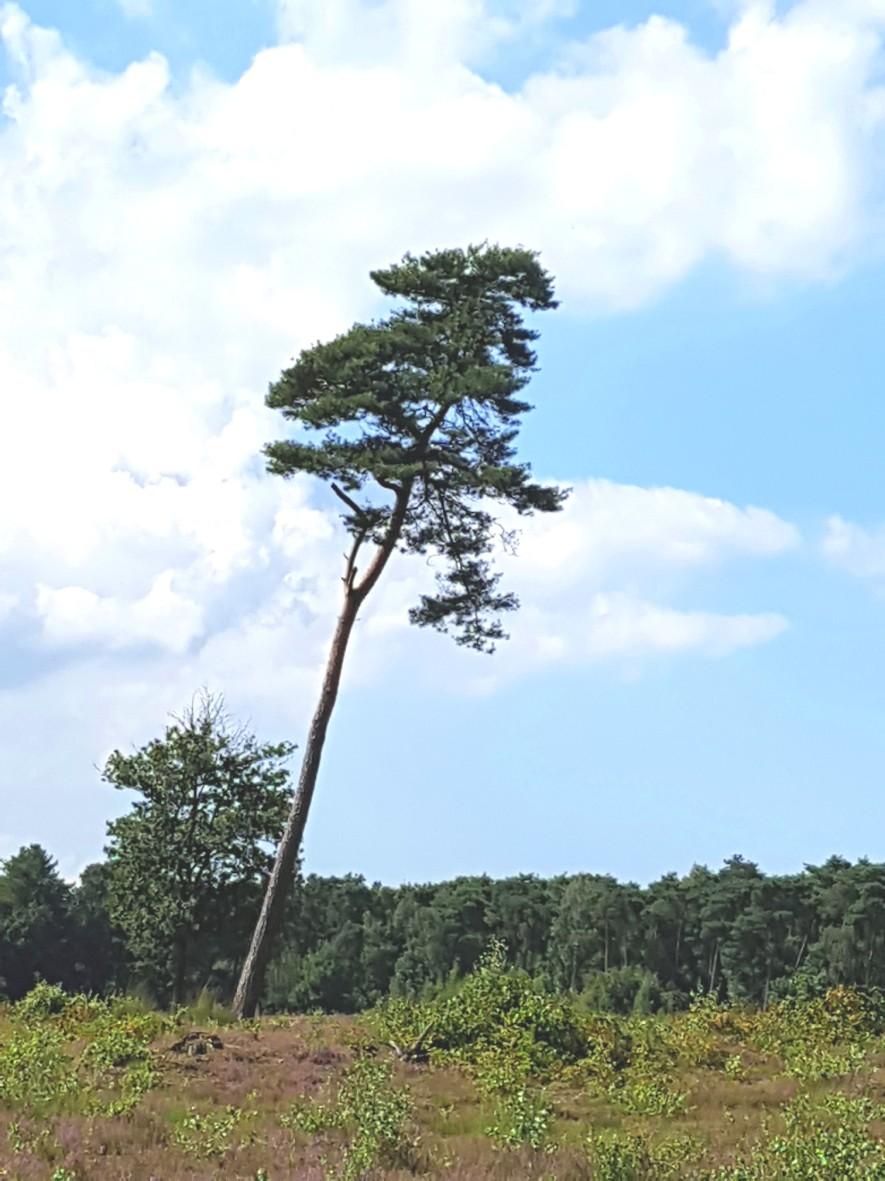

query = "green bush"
[279,1056,419,1180]
[1,982,166,1118]
[607,1071,688,1117]
[587,1129,700,1179]
[0,1026,78,1110]
[373,938,588,1090]
[485,1084,555,1152]
[334,1057,419,1181]
[172,1105,245,1159]
[13,981,72,1022]
[707,1092,885,1180]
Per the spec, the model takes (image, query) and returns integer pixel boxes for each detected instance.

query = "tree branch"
[343,526,367,590]
[331,482,366,519]
[353,480,414,601]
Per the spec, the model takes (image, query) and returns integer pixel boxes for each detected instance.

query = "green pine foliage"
[8,849,885,1016]
[264,242,568,652]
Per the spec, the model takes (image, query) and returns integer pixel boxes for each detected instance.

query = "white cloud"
[36,570,204,654]
[0,3,817,680]
[116,0,152,17]
[275,0,577,67]
[0,0,881,382]
[822,515,885,580]
[361,479,795,688]
[495,480,795,675]
[0,1,831,857]
[510,479,799,588]
[262,0,885,306]
[572,592,787,660]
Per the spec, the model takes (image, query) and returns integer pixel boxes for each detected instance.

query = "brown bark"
[231,591,359,1018]
[232,484,411,1019]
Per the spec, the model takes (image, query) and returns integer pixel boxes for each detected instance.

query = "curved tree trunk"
[233,483,411,1019]
[232,590,360,1018]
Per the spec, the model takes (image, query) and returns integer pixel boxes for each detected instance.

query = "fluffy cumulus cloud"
[36,572,203,654]
[498,479,796,670]
[0,2,822,676]
[360,479,796,691]
[272,0,885,304]
[0,0,844,856]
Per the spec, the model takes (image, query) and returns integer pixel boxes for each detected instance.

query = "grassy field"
[3,952,885,1179]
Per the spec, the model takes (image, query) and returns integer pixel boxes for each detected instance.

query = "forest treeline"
[3,693,881,1016]
[3,842,885,1015]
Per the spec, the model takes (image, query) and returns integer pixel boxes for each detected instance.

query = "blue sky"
[2,0,885,888]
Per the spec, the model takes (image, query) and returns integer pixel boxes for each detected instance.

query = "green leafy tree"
[548,874,636,990]
[486,874,558,975]
[103,691,295,1006]
[70,861,129,996]
[234,243,567,1016]
[643,871,691,994]
[0,844,74,1000]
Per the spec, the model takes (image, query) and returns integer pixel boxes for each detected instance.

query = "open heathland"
[4,948,885,1179]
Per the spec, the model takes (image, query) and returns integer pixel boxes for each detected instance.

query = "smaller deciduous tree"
[103,691,295,1006]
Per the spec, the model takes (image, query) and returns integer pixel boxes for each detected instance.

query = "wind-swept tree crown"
[265,243,568,651]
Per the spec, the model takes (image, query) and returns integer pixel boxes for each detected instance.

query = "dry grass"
[2,987,885,1179]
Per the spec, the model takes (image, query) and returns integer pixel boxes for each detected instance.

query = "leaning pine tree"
[233,244,568,1017]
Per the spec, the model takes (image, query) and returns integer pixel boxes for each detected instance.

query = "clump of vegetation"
[485,1083,555,1152]
[587,1128,703,1179]
[372,937,587,1091]
[708,1091,885,1179]
[171,1104,246,1159]
[607,1070,689,1117]
[0,982,172,1125]
[280,1056,419,1179]
[4,953,885,1177]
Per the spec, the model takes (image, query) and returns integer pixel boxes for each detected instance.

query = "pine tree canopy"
[264,243,569,651]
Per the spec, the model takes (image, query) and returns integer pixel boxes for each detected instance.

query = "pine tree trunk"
[674,923,682,982]
[173,930,188,1007]
[233,483,411,1020]
[232,590,361,1018]
[603,919,609,974]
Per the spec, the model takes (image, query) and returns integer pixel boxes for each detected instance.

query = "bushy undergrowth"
[0,981,172,1121]
[371,938,589,1090]
[0,986,167,1173]
[3,965,885,1177]
[587,1128,703,1179]
[707,1091,885,1180]
[281,1055,419,1180]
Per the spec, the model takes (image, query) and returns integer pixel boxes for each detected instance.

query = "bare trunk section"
[233,483,412,1019]
[173,928,188,1007]
[232,591,360,1018]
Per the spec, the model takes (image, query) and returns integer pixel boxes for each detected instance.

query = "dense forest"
[3,694,882,1020]
[3,841,884,1015]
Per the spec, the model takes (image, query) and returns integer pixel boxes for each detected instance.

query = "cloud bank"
[0,0,852,864]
